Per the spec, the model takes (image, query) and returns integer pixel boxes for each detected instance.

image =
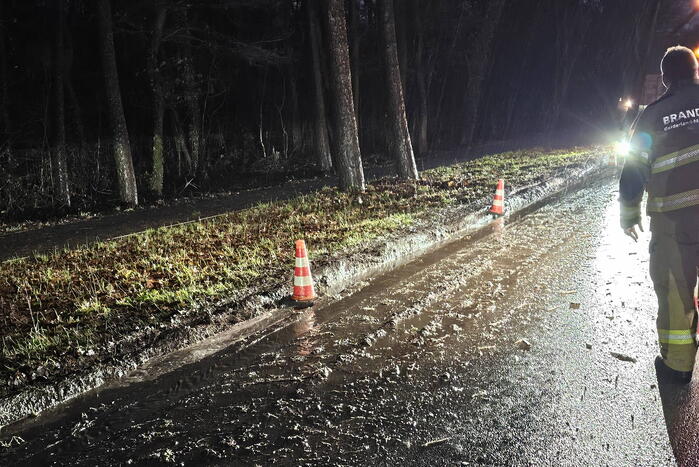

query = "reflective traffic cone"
[292,239,316,302]
[489,179,505,216]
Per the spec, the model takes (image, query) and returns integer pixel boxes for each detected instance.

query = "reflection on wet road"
[0,178,687,465]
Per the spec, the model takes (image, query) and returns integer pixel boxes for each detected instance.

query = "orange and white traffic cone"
[489,179,505,216]
[292,239,316,302]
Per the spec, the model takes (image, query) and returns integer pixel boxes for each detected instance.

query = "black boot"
[655,356,693,384]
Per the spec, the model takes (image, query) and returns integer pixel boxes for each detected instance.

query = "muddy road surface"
[0,178,689,465]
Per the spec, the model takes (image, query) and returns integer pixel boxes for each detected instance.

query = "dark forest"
[0,1,665,218]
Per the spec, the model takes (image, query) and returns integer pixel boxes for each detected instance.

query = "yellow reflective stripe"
[652,144,699,174]
[658,329,697,345]
[620,204,641,219]
[653,144,699,163]
[653,143,699,165]
[647,189,699,212]
[659,337,696,345]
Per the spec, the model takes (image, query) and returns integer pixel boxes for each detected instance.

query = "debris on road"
[515,339,532,351]
[610,352,637,363]
[421,437,450,448]
[569,303,581,310]
[585,343,593,350]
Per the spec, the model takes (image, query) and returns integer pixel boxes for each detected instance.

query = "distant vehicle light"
[615,140,630,157]
[624,99,633,111]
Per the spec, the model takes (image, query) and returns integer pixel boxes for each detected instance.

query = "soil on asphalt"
[0,178,689,465]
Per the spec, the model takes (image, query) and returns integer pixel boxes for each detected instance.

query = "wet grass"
[0,146,599,390]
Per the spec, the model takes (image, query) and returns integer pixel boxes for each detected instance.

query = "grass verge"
[0,147,600,392]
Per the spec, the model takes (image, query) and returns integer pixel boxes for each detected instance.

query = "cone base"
[489,209,504,216]
[292,294,316,302]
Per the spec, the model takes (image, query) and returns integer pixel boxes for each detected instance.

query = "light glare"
[615,140,630,157]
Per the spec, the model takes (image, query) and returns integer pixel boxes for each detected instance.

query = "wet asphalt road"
[0,177,691,465]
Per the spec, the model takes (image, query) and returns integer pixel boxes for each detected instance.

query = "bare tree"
[307,0,332,172]
[412,0,428,157]
[172,5,207,183]
[0,2,11,163]
[179,8,203,180]
[545,0,593,137]
[632,0,663,100]
[96,0,138,206]
[147,4,168,197]
[64,22,86,158]
[460,0,506,149]
[378,0,418,180]
[348,0,361,128]
[53,0,70,207]
[323,0,365,191]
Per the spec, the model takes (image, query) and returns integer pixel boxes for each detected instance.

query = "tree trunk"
[544,1,592,137]
[96,0,138,206]
[0,1,11,163]
[349,0,361,129]
[460,0,506,148]
[147,4,167,197]
[307,0,333,172]
[287,52,302,156]
[53,0,71,207]
[632,0,663,100]
[433,4,465,149]
[378,0,418,180]
[171,109,192,178]
[179,8,202,180]
[323,0,365,191]
[64,25,86,155]
[413,0,428,158]
[395,0,409,93]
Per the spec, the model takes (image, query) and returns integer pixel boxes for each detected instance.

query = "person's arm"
[619,113,651,241]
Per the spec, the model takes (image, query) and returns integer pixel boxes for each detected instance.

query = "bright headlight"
[615,141,630,157]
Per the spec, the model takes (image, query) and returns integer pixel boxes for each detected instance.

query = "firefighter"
[620,45,699,383]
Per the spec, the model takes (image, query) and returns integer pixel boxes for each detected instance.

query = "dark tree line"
[0,0,665,217]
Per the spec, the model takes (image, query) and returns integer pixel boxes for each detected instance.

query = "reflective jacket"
[619,79,699,236]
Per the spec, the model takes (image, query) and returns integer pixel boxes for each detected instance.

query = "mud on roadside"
[0,150,610,428]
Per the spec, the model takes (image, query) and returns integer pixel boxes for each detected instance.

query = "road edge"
[0,154,610,429]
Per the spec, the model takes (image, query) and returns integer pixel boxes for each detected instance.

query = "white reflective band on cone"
[294,275,313,286]
[295,257,308,268]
